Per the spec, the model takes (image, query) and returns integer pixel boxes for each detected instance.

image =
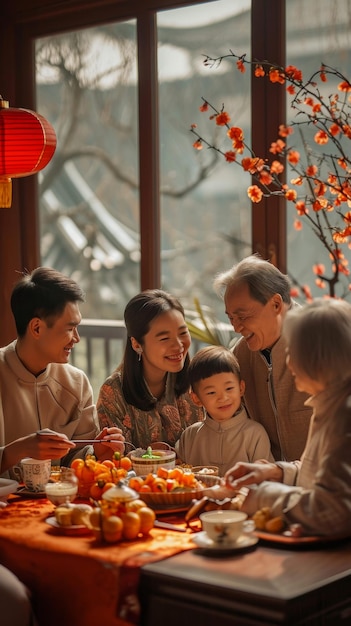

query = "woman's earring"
[137,348,143,362]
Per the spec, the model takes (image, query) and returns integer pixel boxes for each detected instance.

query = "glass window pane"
[286,0,351,300]
[36,21,140,321]
[157,0,251,325]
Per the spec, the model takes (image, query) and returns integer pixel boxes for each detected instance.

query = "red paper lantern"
[0,97,57,208]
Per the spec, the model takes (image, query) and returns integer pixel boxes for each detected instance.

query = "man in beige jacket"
[0,266,125,477]
[214,255,311,461]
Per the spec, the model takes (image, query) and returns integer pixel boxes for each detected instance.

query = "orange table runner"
[0,495,199,626]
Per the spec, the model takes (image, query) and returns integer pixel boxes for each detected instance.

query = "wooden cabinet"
[140,541,351,625]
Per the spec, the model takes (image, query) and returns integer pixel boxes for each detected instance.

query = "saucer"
[45,516,92,536]
[193,531,258,554]
[16,486,47,498]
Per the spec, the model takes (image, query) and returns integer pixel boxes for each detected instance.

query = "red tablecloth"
[0,496,198,626]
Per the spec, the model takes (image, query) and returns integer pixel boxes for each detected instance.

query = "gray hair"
[283,298,351,385]
[213,255,291,305]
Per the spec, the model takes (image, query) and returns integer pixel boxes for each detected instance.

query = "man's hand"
[1,430,76,474]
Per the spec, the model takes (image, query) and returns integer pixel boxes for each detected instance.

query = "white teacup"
[20,458,52,492]
[200,509,249,545]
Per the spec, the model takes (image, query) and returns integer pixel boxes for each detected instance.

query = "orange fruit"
[129,476,145,492]
[166,478,178,492]
[70,458,84,479]
[80,462,95,484]
[120,456,132,471]
[138,507,156,535]
[182,472,195,487]
[144,473,155,486]
[156,467,169,479]
[139,484,152,493]
[89,507,102,529]
[168,467,184,481]
[151,477,167,493]
[125,498,146,513]
[102,481,116,494]
[116,468,127,480]
[121,512,141,540]
[89,482,104,500]
[93,471,111,484]
[102,515,123,542]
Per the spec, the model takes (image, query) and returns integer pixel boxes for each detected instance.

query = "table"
[0,495,196,626]
[2,496,351,626]
[140,538,351,625]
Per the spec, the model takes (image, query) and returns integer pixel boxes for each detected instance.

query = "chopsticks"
[154,520,187,533]
[71,439,114,443]
[71,440,135,447]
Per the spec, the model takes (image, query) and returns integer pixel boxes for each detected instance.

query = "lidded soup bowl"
[130,446,176,476]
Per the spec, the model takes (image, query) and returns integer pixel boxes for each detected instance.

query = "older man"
[214,255,311,461]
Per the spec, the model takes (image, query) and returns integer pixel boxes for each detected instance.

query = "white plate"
[193,531,258,553]
[45,516,92,536]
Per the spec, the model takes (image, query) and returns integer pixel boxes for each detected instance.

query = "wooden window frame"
[0,0,286,344]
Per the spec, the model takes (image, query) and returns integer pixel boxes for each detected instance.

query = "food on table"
[264,515,285,533]
[70,453,132,499]
[284,523,303,538]
[253,508,306,537]
[192,465,219,476]
[85,497,156,543]
[45,469,79,505]
[127,466,203,493]
[54,502,93,527]
[55,505,73,527]
[253,507,286,533]
[252,507,273,530]
[130,447,176,475]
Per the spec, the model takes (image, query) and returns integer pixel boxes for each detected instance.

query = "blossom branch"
[190,51,351,300]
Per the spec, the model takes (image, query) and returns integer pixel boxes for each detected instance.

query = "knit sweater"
[175,405,274,476]
[233,333,311,461]
[241,380,351,537]
[0,340,99,477]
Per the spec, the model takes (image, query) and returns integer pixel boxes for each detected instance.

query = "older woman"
[223,298,351,537]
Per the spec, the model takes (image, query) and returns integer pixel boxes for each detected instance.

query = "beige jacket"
[233,334,311,461]
[175,405,274,476]
[0,340,99,477]
[241,381,351,536]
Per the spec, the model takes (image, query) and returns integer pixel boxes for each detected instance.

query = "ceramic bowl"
[193,474,221,488]
[192,465,219,477]
[139,486,204,508]
[130,448,176,476]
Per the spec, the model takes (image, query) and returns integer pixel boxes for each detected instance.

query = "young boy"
[175,345,273,476]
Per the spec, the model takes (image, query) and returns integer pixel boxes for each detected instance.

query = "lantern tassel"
[0,177,12,208]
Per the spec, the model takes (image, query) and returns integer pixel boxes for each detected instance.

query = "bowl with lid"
[130,446,176,476]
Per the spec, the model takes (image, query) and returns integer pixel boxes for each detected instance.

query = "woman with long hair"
[97,289,204,449]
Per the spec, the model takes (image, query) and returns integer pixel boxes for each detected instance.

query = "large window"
[32,0,351,328]
[35,0,251,323]
[36,20,140,320]
[286,0,351,300]
[157,2,251,320]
